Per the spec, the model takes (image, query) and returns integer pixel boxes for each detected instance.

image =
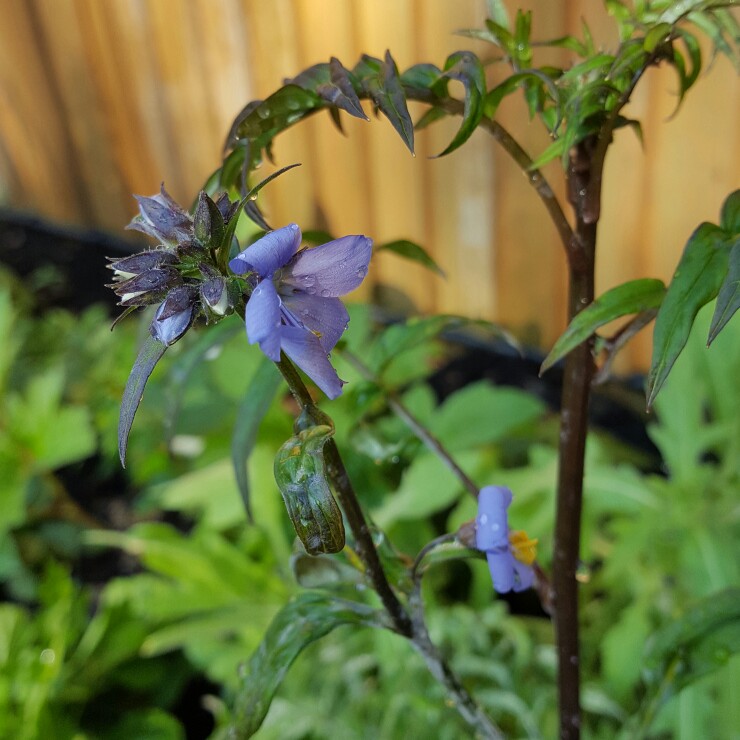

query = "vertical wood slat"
[0,0,738,369]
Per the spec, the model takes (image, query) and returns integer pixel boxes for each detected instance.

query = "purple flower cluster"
[229,224,372,399]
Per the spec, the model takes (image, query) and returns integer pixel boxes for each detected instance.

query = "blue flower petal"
[230,224,302,278]
[279,326,345,399]
[486,550,516,594]
[281,235,372,297]
[246,279,282,361]
[512,559,535,592]
[281,292,349,352]
[476,486,512,551]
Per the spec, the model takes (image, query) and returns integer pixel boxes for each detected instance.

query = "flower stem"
[341,349,479,498]
[275,355,504,735]
[275,355,412,637]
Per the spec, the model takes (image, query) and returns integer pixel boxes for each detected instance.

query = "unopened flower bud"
[108,250,177,281]
[194,191,225,248]
[150,286,196,345]
[126,184,192,245]
[112,267,181,306]
[215,192,239,224]
[200,276,231,317]
[274,425,345,555]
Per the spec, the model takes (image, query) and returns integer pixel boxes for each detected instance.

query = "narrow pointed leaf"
[218,163,301,271]
[435,51,486,156]
[414,106,448,131]
[232,358,282,522]
[720,188,740,233]
[647,223,730,407]
[708,238,740,344]
[322,57,369,120]
[541,279,666,373]
[231,592,387,738]
[355,52,414,153]
[119,335,167,466]
[400,63,446,97]
[375,239,445,277]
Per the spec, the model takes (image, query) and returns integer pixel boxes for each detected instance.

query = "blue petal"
[281,292,349,352]
[512,559,535,592]
[230,224,301,277]
[279,326,345,399]
[246,279,282,361]
[475,486,512,551]
[281,235,372,297]
[486,550,516,593]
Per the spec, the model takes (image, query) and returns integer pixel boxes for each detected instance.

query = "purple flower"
[476,486,535,593]
[229,224,372,399]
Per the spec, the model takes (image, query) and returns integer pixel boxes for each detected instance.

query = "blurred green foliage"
[1,263,737,737]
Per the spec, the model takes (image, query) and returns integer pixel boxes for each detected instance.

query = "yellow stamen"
[509,530,538,565]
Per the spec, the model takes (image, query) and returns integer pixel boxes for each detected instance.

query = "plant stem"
[276,355,505,735]
[404,91,576,259]
[275,356,412,637]
[342,349,479,498]
[553,141,599,740]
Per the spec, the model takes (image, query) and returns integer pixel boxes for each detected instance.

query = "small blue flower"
[476,486,535,593]
[229,224,372,399]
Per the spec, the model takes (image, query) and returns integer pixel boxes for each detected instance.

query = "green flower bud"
[274,425,345,555]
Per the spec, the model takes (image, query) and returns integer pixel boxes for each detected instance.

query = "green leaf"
[541,278,666,373]
[400,63,446,98]
[367,315,467,374]
[429,381,546,452]
[292,59,369,122]
[647,223,729,407]
[486,0,511,30]
[720,189,740,233]
[231,85,322,148]
[230,592,387,738]
[643,588,740,700]
[644,22,672,52]
[354,52,414,154]
[434,51,486,156]
[414,106,448,131]
[708,238,740,344]
[217,163,301,270]
[375,239,445,277]
[119,335,167,467]
[231,358,282,521]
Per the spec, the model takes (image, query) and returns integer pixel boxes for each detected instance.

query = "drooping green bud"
[274,424,345,555]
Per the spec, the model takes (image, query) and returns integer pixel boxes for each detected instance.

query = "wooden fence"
[1,0,738,369]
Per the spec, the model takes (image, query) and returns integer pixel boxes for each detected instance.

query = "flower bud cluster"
[108,185,237,346]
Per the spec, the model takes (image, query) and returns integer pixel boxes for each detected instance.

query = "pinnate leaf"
[119,335,167,466]
[354,52,414,153]
[708,237,740,345]
[435,51,486,156]
[541,278,666,373]
[230,592,387,738]
[647,223,729,408]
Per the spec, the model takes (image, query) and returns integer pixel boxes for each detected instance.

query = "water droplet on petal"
[338,260,347,269]
[320,289,330,297]
[491,523,499,531]
[301,308,310,316]
[356,265,367,278]
[301,274,316,286]
[480,514,488,525]
[305,286,317,295]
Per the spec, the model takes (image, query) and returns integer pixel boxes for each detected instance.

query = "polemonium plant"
[111,2,740,738]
